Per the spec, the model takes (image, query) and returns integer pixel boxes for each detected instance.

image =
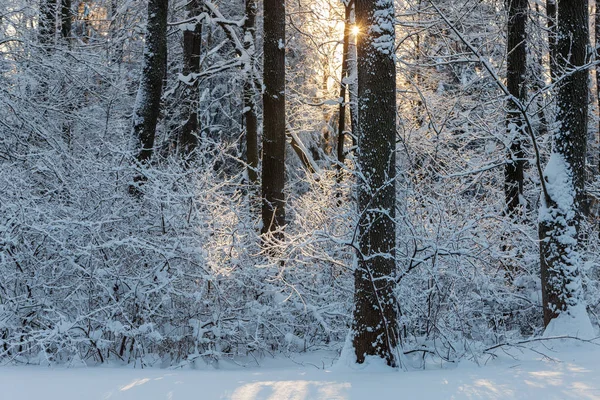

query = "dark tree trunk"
[348,3,358,150]
[547,0,557,81]
[261,0,286,235]
[131,0,168,170]
[596,0,600,174]
[504,0,527,214]
[539,0,589,327]
[109,0,124,65]
[533,2,549,139]
[60,0,71,40]
[352,0,399,367]
[39,0,57,46]
[179,0,203,158]
[59,0,72,145]
[244,0,259,184]
[336,1,352,183]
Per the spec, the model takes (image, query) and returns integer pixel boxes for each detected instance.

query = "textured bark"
[348,4,358,150]
[533,2,549,139]
[108,0,123,65]
[132,0,168,166]
[39,0,57,45]
[336,1,352,183]
[261,0,286,235]
[179,0,203,158]
[547,0,557,81]
[597,0,600,174]
[244,0,259,184]
[504,0,527,214]
[60,0,71,39]
[539,0,588,327]
[352,0,399,366]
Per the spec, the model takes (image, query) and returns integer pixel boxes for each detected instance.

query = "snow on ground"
[3,340,600,399]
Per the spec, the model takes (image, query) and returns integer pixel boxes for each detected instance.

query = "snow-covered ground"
[3,340,600,399]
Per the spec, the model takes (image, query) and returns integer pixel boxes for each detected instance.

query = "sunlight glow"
[351,25,360,36]
[120,378,151,391]
[231,380,351,400]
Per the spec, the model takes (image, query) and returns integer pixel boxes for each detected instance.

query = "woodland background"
[1,0,599,367]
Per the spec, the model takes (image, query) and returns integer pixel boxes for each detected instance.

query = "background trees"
[0,0,599,367]
[261,0,286,236]
[504,0,527,215]
[131,0,168,171]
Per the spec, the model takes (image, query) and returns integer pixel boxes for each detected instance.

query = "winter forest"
[4,0,600,388]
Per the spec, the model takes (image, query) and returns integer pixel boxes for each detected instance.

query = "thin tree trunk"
[39,0,57,46]
[131,0,168,188]
[109,0,124,66]
[261,0,286,236]
[504,0,527,214]
[244,0,259,184]
[534,2,549,139]
[348,3,358,150]
[352,0,399,367]
[539,0,590,328]
[596,0,600,174]
[60,0,71,40]
[336,1,352,183]
[179,0,202,159]
[59,0,72,146]
[547,0,557,81]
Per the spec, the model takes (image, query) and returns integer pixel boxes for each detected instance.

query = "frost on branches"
[2,0,600,370]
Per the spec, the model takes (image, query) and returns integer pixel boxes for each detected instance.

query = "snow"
[544,303,596,340]
[4,343,600,399]
[370,1,395,56]
[538,151,592,336]
[539,153,576,225]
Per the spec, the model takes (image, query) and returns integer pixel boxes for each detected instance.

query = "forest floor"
[3,339,600,399]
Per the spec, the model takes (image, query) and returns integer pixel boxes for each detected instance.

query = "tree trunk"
[336,1,352,183]
[539,0,590,328]
[244,0,259,184]
[261,0,286,236]
[547,0,557,81]
[348,3,358,150]
[109,0,124,65]
[179,0,203,159]
[596,0,600,174]
[533,2,549,139]
[39,0,57,46]
[352,0,399,367]
[60,0,71,40]
[504,0,527,214]
[131,0,168,172]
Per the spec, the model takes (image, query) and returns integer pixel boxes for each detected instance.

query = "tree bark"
[131,0,168,170]
[179,0,203,159]
[60,0,71,40]
[504,0,527,214]
[39,0,57,46]
[336,1,352,183]
[348,3,359,150]
[244,0,259,184]
[539,0,589,327]
[261,0,286,236]
[352,0,399,367]
[596,0,600,174]
[547,0,557,81]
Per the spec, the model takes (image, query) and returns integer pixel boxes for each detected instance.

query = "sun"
[351,25,360,36]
